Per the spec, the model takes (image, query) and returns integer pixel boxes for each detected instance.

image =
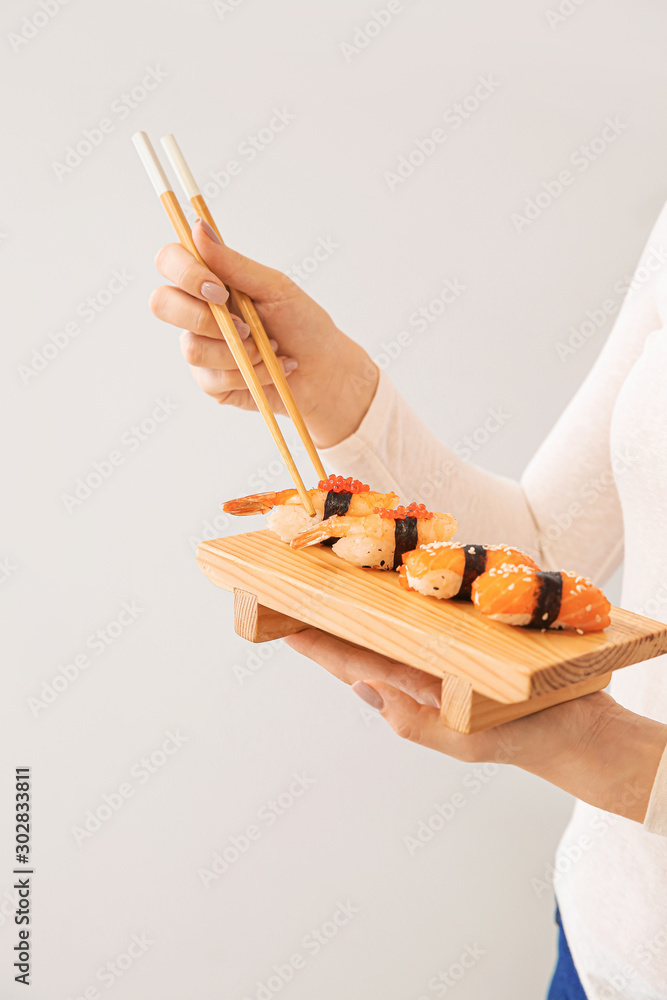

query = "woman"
[150,211,667,999]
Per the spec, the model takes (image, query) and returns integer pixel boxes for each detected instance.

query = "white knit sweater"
[320,204,667,999]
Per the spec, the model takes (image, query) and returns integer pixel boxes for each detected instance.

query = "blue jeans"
[547,906,587,1000]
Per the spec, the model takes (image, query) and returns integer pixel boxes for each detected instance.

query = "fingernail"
[232,317,251,339]
[352,681,384,711]
[201,281,229,305]
[282,358,298,373]
[197,218,221,244]
[269,339,278,350]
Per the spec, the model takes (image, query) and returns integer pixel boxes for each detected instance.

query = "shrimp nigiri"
[471,563,611,632]
[290,503,458,570]
[222,475,399,543]
[398,542,539,600]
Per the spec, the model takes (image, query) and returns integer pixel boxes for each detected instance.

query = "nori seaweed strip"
[393,517,418,569]
[458,545,488,600]
[320,490,353,546]
[528,571,563,629]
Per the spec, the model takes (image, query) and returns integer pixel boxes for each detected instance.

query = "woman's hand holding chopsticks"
[150,219,379,449]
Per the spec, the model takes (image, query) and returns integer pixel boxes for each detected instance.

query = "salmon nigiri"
[471,563,611,633]
[398,542,539,600]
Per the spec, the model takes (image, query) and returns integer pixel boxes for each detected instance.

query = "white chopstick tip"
[132,130,171,197]
[160,133,201,201]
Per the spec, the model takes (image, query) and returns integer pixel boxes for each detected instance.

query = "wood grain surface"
[197,530,667,705]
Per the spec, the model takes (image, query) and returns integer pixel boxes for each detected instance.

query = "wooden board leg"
[440,670,613,734]
[233,588,310,642]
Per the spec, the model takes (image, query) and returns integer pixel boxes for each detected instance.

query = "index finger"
[154,242,230,306]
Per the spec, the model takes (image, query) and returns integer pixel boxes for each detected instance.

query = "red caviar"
[373,502,433,520]
[318,475,370,494]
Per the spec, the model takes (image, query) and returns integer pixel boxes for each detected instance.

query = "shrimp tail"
[222,492,279,515]
[290,515,352,550]
[222,489,297,516]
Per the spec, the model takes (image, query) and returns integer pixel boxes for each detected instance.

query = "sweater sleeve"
[321,208,667,585]
[319,369,543,564]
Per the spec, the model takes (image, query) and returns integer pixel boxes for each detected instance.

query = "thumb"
[192,219,287,301]
[353,680,449,751]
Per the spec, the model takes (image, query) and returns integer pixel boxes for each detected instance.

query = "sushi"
[222,475,399,543]
[398,542,539,600]
[471,563,611,632]
[290,502,458,570]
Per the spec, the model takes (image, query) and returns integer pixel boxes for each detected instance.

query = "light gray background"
[2,1,667,997]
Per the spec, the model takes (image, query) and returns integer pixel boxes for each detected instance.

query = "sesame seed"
[542,612,549,621]
[576,628,584,635]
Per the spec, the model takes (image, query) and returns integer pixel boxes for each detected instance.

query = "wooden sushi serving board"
[196,529,667,733]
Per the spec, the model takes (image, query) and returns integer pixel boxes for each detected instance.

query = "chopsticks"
[160,134,327,488]
[132,131,322,517]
